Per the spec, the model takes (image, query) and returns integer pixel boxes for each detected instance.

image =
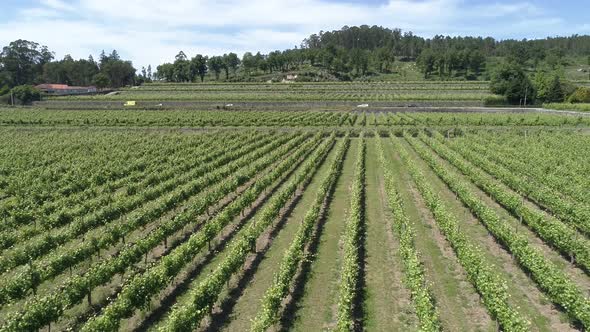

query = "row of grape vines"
[250,135,350,331]
[0,133,306,308]
[336,133,365,331]
[152,134,336,332]
[423,133,590,273]
[375,135,441,331]
[1,129,589,331]
[406,134,590,328]
[2,109,590,127]
[0,132,319,331]
[392,136,530,331]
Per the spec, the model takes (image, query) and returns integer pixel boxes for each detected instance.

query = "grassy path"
[362,137,418,331]
[217,140,343,331]
[289,140,358,331]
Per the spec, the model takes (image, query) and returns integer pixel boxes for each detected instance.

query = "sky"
[0,0,589,70]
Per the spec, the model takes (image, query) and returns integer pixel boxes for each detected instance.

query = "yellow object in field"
[124,101,136,106]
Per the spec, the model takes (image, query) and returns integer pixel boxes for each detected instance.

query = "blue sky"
[0,0,588,69]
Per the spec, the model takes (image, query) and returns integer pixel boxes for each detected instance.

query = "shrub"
[534,72,567,103]
[0,93,10,105]
[0,85,9,96]
[9,85,41,105]
[490,63,535,104]
[483,95,509,106]
[544,76,565,103]
[92,73,110,89]
[567,87,590,103]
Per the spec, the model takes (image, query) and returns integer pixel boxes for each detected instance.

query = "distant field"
[46,81,502,105]
[545,102,590,112]
[1,108,589,127]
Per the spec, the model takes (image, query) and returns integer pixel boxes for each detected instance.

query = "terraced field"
[0,108,589,332]
[43,82,503,106]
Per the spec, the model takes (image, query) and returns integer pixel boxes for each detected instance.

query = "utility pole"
[10,90,14,107]
[524,87,528,108]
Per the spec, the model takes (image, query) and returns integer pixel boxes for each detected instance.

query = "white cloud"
[0,0,584,70]
[18,8,63,19]
[40,0,75,12]
[384,0,458,23]
[470,2,543,18]
[75,0,378,28]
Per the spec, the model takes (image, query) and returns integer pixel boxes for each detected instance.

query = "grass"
[289,140,358,332]
[562,56,590,81]
[361,137,417,331]
[544,103,590,112]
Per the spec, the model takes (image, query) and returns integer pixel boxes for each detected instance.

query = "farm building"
[35,84,98,95]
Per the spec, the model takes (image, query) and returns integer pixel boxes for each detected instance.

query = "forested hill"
[302,25,590,58]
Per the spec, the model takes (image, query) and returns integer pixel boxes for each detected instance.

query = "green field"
[1,93,590,332]
[2,108,590,127]
[545,102,590,112]
[46,81,501,104]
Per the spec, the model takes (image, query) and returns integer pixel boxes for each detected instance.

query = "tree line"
[155,52,239,82]
[155,47,390,82]
[0,40,142,103]
[0,40,139,90]
[157,26,590,83]
[489,61,590,105]
[304,25,590,59]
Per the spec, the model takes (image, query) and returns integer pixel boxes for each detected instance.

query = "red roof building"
[36,84,98,95]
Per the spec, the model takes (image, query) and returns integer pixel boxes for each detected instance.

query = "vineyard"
[43,82,501,105]
[1,108,590,127]
[0,107,589,332]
